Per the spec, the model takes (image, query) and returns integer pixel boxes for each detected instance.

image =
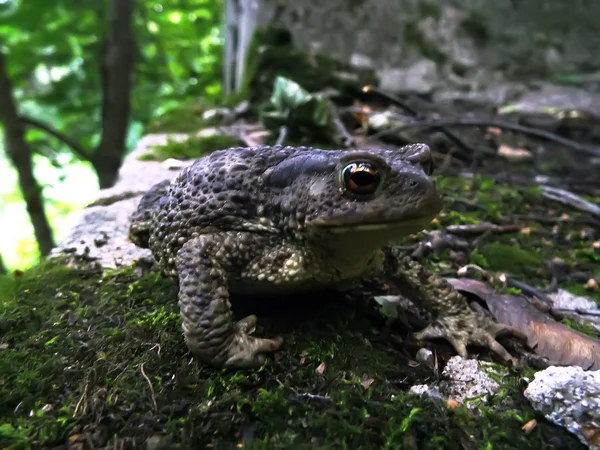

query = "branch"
[0,252,6,275]
[0,51,55,256]
[93,0,135,188]
[19,115,91,162]
[366,117,600,158]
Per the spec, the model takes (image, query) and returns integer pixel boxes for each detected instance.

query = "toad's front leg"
[176,233,283,369]
[382,247,526,364]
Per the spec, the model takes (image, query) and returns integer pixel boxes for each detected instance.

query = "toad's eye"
[341,161,382,195]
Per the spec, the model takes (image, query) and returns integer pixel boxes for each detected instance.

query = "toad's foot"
[177,234,284,369]
[383,248,526,363]
[412,313,527,364]
[223,315,284,368]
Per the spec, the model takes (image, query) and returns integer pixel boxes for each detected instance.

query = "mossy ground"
[0,259,585,450]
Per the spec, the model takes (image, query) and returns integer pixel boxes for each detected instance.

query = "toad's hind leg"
[176,233,283,369]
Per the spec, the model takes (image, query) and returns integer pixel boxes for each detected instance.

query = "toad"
[129,144,521,368]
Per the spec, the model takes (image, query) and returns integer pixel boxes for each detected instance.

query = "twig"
[552,308,600,317]
[362,85,481,159]
[364,117,600,158]
[324,99,355,148]
[140,363,157,411]
[297,392,331,403]
[73,382,89,417]
[540,185,600,218]
[20,115,91,162]
[446,222,521,236]
[275,126,288,146]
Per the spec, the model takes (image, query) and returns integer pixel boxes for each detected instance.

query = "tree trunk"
[0,51,55,256]
[92,0,136,189]
[0,252,6,275]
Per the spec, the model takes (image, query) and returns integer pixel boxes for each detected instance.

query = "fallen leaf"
[447,278,600,370]
[447,399,460,409]
[522,419,537,435]
[584,279,598,291]
[583,427,600,447]
[497,144,533,162]
[315,362,326,375]
[360,377,374,390]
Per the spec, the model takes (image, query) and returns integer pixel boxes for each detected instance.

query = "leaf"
[447,278,600,370]
[259,76,336,143]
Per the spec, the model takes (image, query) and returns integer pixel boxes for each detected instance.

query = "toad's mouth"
[309,210,439,234]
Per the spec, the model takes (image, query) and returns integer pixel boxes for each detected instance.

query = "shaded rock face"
[256,0,600,93]
[525,366,600,450]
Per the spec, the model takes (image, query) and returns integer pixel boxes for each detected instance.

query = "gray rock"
[350,52,374,70]
[415,348,435,369]
[499,82,600,118]
[524,366,600,450]
[410,356,502,407]
[52,133,195,269]
[377,59,439,93]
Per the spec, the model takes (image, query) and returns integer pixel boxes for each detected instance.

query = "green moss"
[0,259,585,449]
[138,134,246,161]
[479,243,543,277]
[145,100,221,134]
[146,93,251,134]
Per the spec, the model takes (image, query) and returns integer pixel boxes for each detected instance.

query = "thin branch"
[20,115,91,162]
[362,85,481,160]
[0,51,55,255]
[365,117,600,158]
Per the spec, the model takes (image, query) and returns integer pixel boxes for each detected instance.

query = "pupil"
[352,171,374,186]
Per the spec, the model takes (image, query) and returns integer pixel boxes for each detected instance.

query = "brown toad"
[128,144,520,368]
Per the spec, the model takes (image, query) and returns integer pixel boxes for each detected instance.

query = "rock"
[51,134,195,269]
[377,59,439,93]
[410,356,502,407]
[416,5,479,70]
[549,289,599,312]
[438,356,501,406]
[415,348,435,369]
[549,289,600,335]
[524,366,600,450]
[498,82,600,118]
[350,52,374,70]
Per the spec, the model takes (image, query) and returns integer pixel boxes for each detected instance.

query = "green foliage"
[0,0,223,151]
[259,76,337,144]
[0,0,224,270]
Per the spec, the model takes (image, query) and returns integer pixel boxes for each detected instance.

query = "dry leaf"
[583,427,600,447]
[584,279,598,291]
[360,377,374,390]
[315,362,327,375]
[447,399,461,409]
[497,144,533,162]
[447,278,600,370]
[522,419,537,435]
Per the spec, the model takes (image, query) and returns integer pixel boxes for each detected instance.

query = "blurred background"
[1,0,600,272]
